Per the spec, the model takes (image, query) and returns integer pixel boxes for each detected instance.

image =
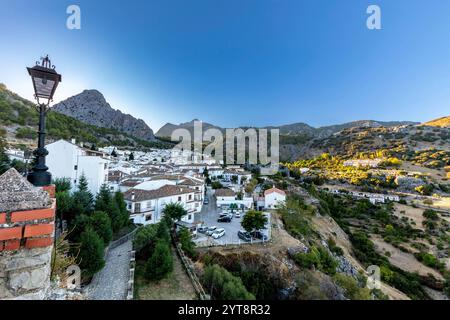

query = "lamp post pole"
[28,103,51,186]
[26,55,61,187]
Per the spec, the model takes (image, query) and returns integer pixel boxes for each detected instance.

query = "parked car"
[234,212,241,218]
[212,228,226,239]
[198,226,208,233]
[251,230,268,241]
[206,226,217,236]
[217,215,232,223]
[237,230,252,242]
[203,198,209,204]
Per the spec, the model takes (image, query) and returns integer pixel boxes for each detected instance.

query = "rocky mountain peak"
[52,90,155,141]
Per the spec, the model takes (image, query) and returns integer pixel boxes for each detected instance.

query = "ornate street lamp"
[26,55,62,186]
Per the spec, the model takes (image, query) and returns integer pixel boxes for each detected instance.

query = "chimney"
[131,191,135,201]
[71,138,76,144]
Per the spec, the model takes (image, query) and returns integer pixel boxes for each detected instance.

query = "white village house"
[264,187,286,209]
[215,188,253,210]
[46,139,109,195]
[123,185,197,225]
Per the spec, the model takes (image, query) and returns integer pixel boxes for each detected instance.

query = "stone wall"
[0,169,56,300]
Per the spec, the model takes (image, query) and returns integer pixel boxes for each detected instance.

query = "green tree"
[156,220,170,243]
[53,178,71,193]
[55,191,73,222]
[211,181,223,189]
[133,224,158,259]
[95,184,112,212]
[0,136,10,175]
[241,210,268,233]
[78,228,105,277]
[89,211,113,245]
[72,174,94,215]
[202,264,255,300]
[145,240,173,281]
[178,227,196,258]
[111,148,118,157]
[128,152,134,161]
[162,203,187,224]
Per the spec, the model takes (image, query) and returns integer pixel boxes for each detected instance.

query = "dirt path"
[136,247,197,300]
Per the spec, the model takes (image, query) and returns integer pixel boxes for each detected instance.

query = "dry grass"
[134,248,197,300]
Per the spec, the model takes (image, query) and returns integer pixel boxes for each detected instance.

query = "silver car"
[212,228,226,239]
[206,226,217,236]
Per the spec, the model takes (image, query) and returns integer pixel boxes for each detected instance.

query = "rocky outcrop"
[52,90,155,141]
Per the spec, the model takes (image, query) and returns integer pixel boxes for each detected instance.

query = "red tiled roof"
[264,188,286,196]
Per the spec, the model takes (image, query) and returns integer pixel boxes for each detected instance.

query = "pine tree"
[89,211,113,245]
[0,136,10,175]
[78,228,105,277]
[72,174,94,215]
[145,240,173,281]
[95,184,112,212]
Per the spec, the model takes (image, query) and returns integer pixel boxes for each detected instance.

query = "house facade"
[264,187,286,209]
[123,185,197,225]
[46,139,109,195]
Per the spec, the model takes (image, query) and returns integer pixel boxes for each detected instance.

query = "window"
[74,165,78,170]
[188,215,192,220]
[178,196,182,202]
[145,214,152,221]
[188,195,192,200]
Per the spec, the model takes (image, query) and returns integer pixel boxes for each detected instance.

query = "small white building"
[264,187,286,209]
[215,188,253,209]
[46,139,109,195]
[124,185,197,225]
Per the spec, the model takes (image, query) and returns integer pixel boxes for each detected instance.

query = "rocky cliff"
[52,90,155,141]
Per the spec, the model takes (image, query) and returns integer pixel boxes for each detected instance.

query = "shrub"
[145,240,173,281]
[89,211,113,245]
[133,224,158,259]
[78,228,105,277]
[178,227,196,258]
[334,274,371,300]
[202,264,255,300]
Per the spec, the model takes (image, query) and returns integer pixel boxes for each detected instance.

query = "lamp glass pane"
[32,77,55,98]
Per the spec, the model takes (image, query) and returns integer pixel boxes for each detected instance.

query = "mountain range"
[156,119,419,139]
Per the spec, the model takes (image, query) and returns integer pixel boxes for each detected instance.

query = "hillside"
[424,116,450,128]
[52,89,155,141]
[0,84,172,150]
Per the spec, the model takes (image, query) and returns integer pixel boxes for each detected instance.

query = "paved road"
[88,239,132,300]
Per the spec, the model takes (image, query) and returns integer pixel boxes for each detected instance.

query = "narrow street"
[87,239,132,300]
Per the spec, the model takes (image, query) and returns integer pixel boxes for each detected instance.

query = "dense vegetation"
[55,177,132,279]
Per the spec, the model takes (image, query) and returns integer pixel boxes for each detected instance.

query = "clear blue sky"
[1,0,449,131]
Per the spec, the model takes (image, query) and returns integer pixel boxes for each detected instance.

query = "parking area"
[194,188,271,247]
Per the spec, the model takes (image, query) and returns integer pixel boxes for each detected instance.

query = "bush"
[145,240,173,281]
[133,224,158,259]
[294,245,338,275]
[78,228,105,277]
[334,274,371,300]
[89,211,113,245]
[178,227,196,258]
[202,264,255,300]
